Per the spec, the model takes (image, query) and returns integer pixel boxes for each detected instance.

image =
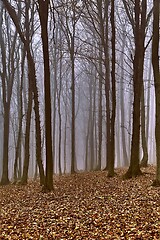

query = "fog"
[0,0,157,181]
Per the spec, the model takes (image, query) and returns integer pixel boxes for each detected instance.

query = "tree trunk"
[38,0,53,191]
[97,49,103,170]
[108,0,116,177]
[1,0,45,186]
[140,82,148,167]
[125,0,146,178]
[0,7,17,185]
[1,106,10,184]
[152,0,160,186]
[20,89,32,185]
[14,49,25,182]
[120,26,129,166]
[71,45,76,173]
[58,51,62,175]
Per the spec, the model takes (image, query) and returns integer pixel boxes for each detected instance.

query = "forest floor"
[0,166,160,240]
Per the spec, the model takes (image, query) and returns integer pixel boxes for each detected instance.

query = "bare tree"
[1,0,45,185]
[123,0,148,178]
[152,0,160,186]
[37,0,53,191]
[57,0,83,173]
[0,6,17,184]
[13,46,25,182]
[108,0,116,177]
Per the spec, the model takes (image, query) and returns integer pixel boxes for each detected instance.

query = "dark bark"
[97,51,103,170]
[85,126,89,171]
[89,77,95,171]
[26,0,45,186]
[1,106,10,185]
[108,0,116,177]
[124,0,146,178]
[1,0,45,186]
[96,0,111,170]
[152,0,160,186]
[38,0,53,191]
[0,8,17,185]
[58,49,62,175]
[71,42,76,173]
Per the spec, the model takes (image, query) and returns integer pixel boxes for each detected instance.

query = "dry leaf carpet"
[0,166,160,239]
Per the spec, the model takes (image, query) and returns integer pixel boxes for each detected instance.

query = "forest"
[0,0,160,239]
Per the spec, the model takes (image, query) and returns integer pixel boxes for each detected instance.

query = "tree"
[1,0,45,185]
[0,6,17,184]
[57,0,83,173]
[37,0,53,191]
[107,0,116,177]
[152,0,160,186]
[13,46,25,182]
[123,0,148,178]
[83,0,112,171]
[140,81,148,167]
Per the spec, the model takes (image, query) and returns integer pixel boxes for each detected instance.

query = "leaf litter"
[0,165,159,239]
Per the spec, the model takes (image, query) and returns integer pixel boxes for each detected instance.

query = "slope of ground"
[0,166,160,239]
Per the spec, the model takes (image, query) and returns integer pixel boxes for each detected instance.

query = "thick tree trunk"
[125,0,146,178]
[27,52,45,186]
[38,0,53,191]
[1,106,10,185]
[25,1,45,186]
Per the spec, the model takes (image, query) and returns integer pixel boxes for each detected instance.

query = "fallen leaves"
[0,165,160,239]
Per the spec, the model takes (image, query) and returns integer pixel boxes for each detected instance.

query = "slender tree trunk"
[85,126,89,171]
[63,73,68,174]
[93,75,97,170]
[71,44,76,173]
[89,77,94,171]
[20,89,32,185]
[146,60,152,142]
[125,0,146,178]
[0,8,17,184]
[152,0,160,186]
[97,50,103,170]
[64,111,67,174]
[120,28,129,166]
[140,82,148,167]
[1,0,45,186]
[52,25,59,175]
[105,1,111,170]
[108,0,116,177]
[14,50,25,182]
[58,52,62,175]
